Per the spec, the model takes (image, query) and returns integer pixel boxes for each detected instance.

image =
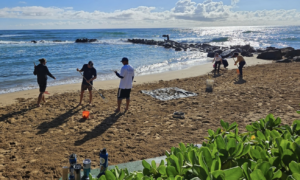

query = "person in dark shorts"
[77,61,97,105]
[233,52,246,79]
[114,57,135,113]
[33,58,56,107]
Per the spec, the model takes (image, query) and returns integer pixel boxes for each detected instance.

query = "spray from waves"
[135,52,210,76]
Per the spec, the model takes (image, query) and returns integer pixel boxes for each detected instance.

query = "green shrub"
[89,111,300,180]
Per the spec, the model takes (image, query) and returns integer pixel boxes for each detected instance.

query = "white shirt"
[119,64,135,89]
[214,55,222,62]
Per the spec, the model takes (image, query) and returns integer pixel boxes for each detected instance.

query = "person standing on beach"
[233,52,246,79]
[33,58,56,107]
[77,61,97,105]
[212,53,222,74]
[114,57,135,113]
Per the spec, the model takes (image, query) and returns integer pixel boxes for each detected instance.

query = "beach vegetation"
[89,111,300,180]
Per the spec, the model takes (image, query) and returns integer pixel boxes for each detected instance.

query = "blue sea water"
[0,26,300,94]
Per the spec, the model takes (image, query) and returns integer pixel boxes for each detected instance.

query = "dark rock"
[266,47,278,51]
[175,47,182,51]
[285,50,300,58]
[221,49,237,58]
[31,40,37,43]
[207,52,215,58]
[293,56,300,62]
[257,50,282,60]
[276,59,292,63]
[164,44,172,48]
[75,38,97,43]
[241,51,253,57]
[280,47,294,56]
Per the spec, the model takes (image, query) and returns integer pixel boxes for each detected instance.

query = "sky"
[0,0,300,29]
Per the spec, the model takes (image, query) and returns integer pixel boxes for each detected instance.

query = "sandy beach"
[0,55,271,107]
[1,57,300,179]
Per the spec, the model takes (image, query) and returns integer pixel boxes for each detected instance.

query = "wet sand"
[1,59,300,179]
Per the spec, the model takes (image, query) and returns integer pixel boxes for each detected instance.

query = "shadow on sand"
[74,112,123,146]
[0,105,37,122]
[234,78,247,84]
[36,105,87,135]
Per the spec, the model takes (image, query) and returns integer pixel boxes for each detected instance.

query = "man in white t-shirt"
[114,57,135,113]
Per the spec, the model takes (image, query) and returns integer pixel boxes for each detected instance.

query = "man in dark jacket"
[33,58,56,107]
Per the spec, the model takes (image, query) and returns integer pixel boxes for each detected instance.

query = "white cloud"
[231,0,239,6]
[0,0,300,29]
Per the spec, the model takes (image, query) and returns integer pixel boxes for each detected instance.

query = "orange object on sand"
[236,69,240,74]
[82,111,90,119]
[45,91,50,94]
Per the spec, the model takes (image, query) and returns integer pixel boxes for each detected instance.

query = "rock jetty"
[127,36,300,62]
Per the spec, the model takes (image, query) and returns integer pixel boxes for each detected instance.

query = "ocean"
[0,26,299,94]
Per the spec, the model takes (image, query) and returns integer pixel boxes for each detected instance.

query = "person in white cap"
[114,57,135,113]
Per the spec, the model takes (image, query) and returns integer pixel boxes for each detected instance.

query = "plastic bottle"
[98,148,108,177]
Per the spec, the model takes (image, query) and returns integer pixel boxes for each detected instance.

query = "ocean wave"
[210,37,230,43]
[281,37,299,41]
[93,39,130,45]
[0,40,74,44]
[0,39,130,45]
[243,31,261,34]
[0,34,24,37]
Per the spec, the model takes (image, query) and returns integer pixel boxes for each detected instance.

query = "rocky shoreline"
[127,37,300,62]
[30,35,300,62]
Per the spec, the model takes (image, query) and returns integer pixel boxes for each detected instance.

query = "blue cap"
[121,57,128,62]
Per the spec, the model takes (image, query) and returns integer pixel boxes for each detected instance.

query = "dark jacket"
[33,64,55,84]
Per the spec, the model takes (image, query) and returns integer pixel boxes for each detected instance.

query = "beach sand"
[0,57,300,179]
[0,55,271,107]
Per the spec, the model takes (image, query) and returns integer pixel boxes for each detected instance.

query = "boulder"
[221,49,237,58]
[31,40,37,43]
[207,52,215,58]
[285,50,300,58]
[164,44,172,48]
[257,50,282,60]
[75,38,97,43]
[241,51,253,57]
[175,47,182,51]
[293,56,300,62]
[280,47,294,56]
[276,59,292,63]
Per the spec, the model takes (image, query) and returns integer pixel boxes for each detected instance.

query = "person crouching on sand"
[33,58,56,107]
[114,57,135,113]
[212,53,222,75]
[77,61,97,106]
[233,52,246,79]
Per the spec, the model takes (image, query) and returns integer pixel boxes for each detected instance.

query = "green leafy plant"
[84,110,300,180]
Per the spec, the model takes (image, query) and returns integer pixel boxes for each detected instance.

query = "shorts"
[38,83,47,93]
[81,84,92,91]
[117,88,131,100]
